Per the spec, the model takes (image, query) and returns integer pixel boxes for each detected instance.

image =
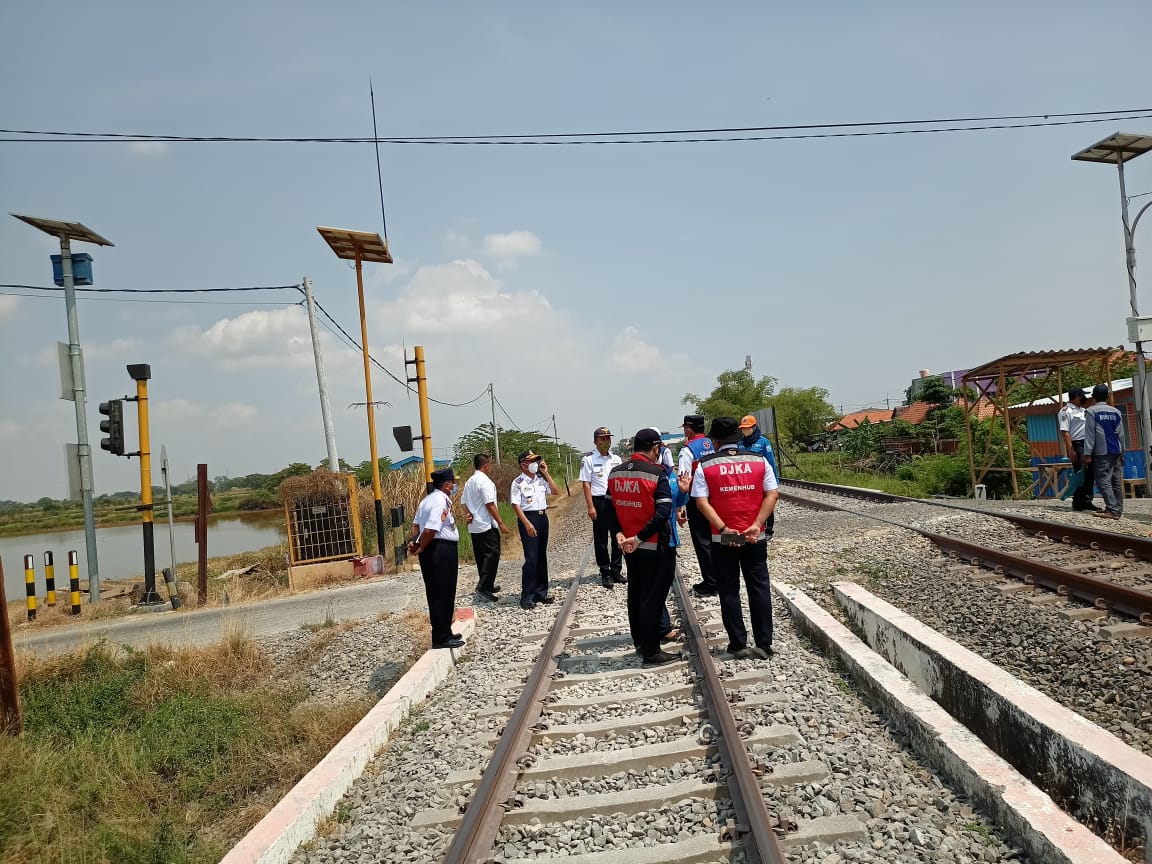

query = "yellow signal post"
[128,364,163,606]
[413,346,434,487]
[316,227,393,553]
[68,551,81,616]
[43,552,56,608]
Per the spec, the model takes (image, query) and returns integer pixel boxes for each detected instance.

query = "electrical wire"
[307,293,489,408]
[1,107,1148,144]
[0,282,300,294]
[0,289,300,306]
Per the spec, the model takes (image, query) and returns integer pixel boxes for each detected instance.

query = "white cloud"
[608,326,667,372]
[0,295,19,325]
[152,398,256,427]
[378,259,554,333]
[217,402,258,425]
[170,306,327,370]
[127,141,169,156]
[482,230,542,268]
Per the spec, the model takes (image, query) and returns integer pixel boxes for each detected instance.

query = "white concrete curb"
[773,580,1127,864]
[219,607,476,864]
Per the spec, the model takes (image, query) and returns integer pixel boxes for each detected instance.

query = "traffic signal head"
[99,399,125,456]
[392,425,414,452]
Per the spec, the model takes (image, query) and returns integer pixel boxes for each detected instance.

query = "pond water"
[0,511,287,600]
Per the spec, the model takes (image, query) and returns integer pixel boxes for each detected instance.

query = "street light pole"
[1073,133,1152,487]
[1116,158,1152,487]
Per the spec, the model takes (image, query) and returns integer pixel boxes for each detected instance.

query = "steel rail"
[442,547,591,864]
[672,564,788,864]
[782,478,1152,561]
[780,490,1152,622]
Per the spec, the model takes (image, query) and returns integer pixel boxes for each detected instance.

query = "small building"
[827,409,892,432]
[390,455,452,474]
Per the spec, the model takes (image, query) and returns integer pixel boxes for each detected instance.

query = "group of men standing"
[1057,383,1126,519]
[408,413,782,665]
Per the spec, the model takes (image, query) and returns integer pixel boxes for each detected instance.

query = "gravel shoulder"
[772,495,1152,754]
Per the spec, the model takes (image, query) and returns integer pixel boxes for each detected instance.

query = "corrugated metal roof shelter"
[960,347,1127,498]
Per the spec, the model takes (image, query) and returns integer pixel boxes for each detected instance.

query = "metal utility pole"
[489,383,500,463]
[302,276,340,472]
[127,364,163,606]
[411,346,434,486]
[161,445,177,581]
[551,414,569,494]
[316,227,392,552]
[11,215,113,602]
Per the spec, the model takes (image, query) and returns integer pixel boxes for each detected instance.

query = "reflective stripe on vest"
[699,449,766,541]
[609,461,664,549]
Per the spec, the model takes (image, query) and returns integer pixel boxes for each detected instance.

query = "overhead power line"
[0,282,299,294]
[2,108,1150,145]
[0,289,299,306]
[306,292,488,408]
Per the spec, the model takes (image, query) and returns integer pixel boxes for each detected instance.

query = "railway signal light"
[98,399,125,456]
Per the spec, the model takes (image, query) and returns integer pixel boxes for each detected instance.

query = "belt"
[523,510,546,515]
[430,537,458,544]
[592,494,607,500]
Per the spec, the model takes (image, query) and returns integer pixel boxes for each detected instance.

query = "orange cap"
[738,414,757,429]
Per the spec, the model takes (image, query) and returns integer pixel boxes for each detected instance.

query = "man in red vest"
[604,427,681,667]
[690,416,779,659]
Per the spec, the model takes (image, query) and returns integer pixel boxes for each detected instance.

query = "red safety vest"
[698,447,766,541]
[608,457,664,549]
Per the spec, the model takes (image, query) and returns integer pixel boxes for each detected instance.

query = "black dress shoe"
[537,595,555,605]
[601,575,614,589]
[641,650,681,667]
[432,637,465,649]
[519,601,537,610]
[612,572,627,584]
[693,582,718,596]
[477,589,498,603]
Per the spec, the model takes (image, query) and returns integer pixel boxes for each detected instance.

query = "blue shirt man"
[1083,383,1127,519]
[738,414,779,539]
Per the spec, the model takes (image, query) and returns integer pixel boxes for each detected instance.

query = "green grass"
[455,502,518,563]
[783,452,931,497]
[0,636,366,864]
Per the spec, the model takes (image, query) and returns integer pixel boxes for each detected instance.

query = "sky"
[1,2,1151,502]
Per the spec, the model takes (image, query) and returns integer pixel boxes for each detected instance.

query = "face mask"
[528,462,540,475]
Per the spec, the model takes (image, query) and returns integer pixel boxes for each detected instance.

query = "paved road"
[14,573,425,658]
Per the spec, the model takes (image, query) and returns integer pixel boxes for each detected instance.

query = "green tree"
[905,375,956,407]
[767,386,837,447]
[352,458,392,486]
[451,424,580,481]
[682,369,777,419]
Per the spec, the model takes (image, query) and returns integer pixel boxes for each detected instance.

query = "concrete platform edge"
[218,607,476,864]
[773,580,1127,864]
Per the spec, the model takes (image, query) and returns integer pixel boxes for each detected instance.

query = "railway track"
[780,479,1152,622]
[420,550,861,864]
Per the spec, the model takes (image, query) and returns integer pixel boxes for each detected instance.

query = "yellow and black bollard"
[69,551,81,616]
[43,552,56,608]
[22,555,36,621]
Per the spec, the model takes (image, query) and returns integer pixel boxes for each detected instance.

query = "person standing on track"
[580,426,625,589]
[691,417,780,660]
[511,449,559,609]
[677,414,716,595]
[1058,388,1098,512]
[461,453,509,602]
[604,428,680,667]
[737,414,781,539]
[406,467,463,649]
[1083,383,1126,520]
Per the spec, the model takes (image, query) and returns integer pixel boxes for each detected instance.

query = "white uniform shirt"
[691,455,779,497]
[579,450,622,496]
[412,488,459,541]
[1057,403,1086,442]
[659,446,675,473]
[511,472,550,512]
[461,470,498,534]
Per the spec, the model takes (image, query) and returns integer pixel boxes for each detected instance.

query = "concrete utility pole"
[489,383,501,463]
[412,346,434,486]
[302,276,340,472]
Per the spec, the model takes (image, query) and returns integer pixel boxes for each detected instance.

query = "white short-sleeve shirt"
[511,473,550,512]
[461,470,498,533]
[412,488,459,541]
[1057,403,1086,441]
[691,456,779,498]
[579,451,622,496]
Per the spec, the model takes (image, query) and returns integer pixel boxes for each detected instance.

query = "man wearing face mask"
[737,415,780,541]
[406,467,463,649]
[580,426,624,589]
[511,450,560,609]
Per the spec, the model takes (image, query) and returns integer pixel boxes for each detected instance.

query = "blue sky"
[2,2,1151,501]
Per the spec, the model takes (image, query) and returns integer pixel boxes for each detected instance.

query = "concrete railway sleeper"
[437,550,831,864]
[779,483,1152,623]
